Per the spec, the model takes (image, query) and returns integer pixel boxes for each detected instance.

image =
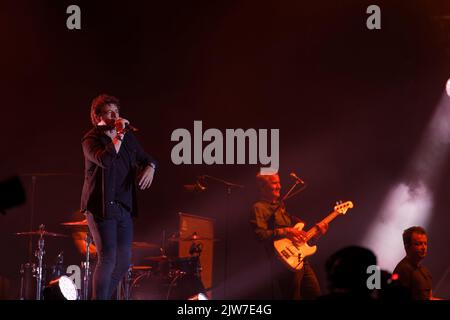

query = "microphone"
[290,172,305,184]
[96,122,139,132]
[124,123,138,132]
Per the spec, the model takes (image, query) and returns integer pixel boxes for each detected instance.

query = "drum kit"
[16,224,70,300]
[15,220,215,300]
[119,232,217,300]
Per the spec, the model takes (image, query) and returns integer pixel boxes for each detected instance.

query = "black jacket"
[80,127,157,218]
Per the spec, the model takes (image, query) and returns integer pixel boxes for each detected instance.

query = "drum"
[129,272,205,300]
[48,263,66,282]
[19,262,37,300]
[47,252,70,286]
[168,256,200,277]
[19,261,69,300]
[166,274,205,300]
[129,271,167,300]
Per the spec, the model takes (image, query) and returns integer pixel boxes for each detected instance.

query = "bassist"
[250,173,327,299]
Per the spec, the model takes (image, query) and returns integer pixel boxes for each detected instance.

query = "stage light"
[363,90,450,270]
[363,182,431,270]
[43,275,78,300]
[446,78,450,97]
[188,292,209,300]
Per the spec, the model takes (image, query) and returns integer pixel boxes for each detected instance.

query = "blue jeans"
[86,203,133,300]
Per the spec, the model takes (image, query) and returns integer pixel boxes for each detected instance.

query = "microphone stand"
[35,224,45,300]
[199,175,243,299]
[83,232,92,300]
[272,178,305,215]
[18,173,78,300]
[281,181,302,203]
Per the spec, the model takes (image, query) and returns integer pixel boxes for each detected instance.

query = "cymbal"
[143,255,169,262]
[168,235,219,242]
[15,231,68,238]
[61,219,88,226]
[132,241,159,249]
[131,265,152,271]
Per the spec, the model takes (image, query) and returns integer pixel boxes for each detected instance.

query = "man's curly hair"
[90,94,120,125]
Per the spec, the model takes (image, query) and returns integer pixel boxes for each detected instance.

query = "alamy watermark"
[66,5,380,31]
[67,265,81,290]
[171,121,279,174]
[66,5,81,30]
[366,5,381,30]
[366,264,381,289]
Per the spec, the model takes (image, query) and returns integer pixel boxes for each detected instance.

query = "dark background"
[1,0,449,299]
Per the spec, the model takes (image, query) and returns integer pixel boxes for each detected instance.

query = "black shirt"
[80,127,157,218]
[251,200,304,241]
[251,200,294,241]
[393,257,433,300]
[113,138,133,211]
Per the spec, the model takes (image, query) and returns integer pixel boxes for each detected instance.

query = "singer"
[80,94,157,299]
[250,172,327,299]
